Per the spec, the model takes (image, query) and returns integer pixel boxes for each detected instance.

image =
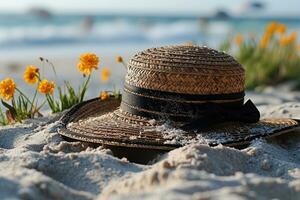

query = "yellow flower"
[99,91,109,100]
[259,33,271,48]
[23,65,39,84]
[0,78,16,101]
[101,67,111,82]
[279,32,297,46]
[234,34,244,46]
[289,31,297,43]
[116,56,123,63]
[38,79,55,94]
[276,24,287,35]
[266,22,277,35]
[279,35,289,46]
[77,53,99,75]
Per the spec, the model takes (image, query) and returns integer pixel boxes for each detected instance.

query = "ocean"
[1,13,300,53]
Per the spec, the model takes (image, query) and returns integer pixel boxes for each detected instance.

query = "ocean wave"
[0,19,232,47]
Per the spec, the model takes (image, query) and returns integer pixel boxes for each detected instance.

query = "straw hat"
[58,45,300,150]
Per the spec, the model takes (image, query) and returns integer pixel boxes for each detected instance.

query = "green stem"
[121,61,127,69]
[83,74,91,90]
[80,74,91,102]
[0,105,7,125]
[16,88,34,108]
[36,99,47,114]
[12,96,16,109]
[11,97,21,122]
[48,61,57,77]
[30,88,38,115]
[37,73,42,82]
[45,94,55,112]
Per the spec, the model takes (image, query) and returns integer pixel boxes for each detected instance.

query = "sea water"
[1,13,300,54]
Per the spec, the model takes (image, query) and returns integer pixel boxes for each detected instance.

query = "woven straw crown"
[126,45,245,95]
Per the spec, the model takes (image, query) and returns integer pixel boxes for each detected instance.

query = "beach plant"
[41,53,100,113]
[23,63,56,113]
[220,22,300,90]
[116,56,127,68]
[101,67,111,83]
[99,91,110,100]
[0,52,117,125]
[0,105,8,125]
[38,79,57,112]
[0,77,42,124]
[113,55,126,97]
[96,56,125,101]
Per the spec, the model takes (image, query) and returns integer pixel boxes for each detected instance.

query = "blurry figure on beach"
[238,0,266,15]
[214,9,231,19]
[80,16,94,33]
[27,7,52,19]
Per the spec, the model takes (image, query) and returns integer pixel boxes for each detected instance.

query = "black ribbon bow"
[181,100,260,130]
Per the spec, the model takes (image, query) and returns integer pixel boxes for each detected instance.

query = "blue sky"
[0,0,299,16]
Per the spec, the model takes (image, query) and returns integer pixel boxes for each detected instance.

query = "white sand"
[1,91,300,200]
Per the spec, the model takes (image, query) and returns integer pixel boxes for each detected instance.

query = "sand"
[0,91,300,200]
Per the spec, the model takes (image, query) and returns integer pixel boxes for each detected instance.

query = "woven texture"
[126,45,245,94]
[58,45,300,149]
[59,98,300,150]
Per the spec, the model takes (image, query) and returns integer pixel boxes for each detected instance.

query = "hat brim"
[58,97,300,150]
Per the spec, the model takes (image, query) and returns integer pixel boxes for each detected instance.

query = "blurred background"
[0,0,300,97]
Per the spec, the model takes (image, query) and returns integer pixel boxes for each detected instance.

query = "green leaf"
[1,100,17,117]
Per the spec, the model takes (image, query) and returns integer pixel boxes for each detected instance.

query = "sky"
[0,0,299,16]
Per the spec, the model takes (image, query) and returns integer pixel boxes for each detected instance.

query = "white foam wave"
[0,19,232,47]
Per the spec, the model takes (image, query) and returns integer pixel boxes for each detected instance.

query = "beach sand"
[0,90,300,200]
